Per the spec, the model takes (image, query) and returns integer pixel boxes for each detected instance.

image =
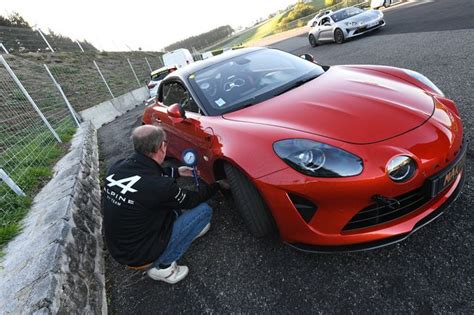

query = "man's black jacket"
[103,152,218,267]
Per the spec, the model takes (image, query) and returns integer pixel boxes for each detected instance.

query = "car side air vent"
[288,193,318,223]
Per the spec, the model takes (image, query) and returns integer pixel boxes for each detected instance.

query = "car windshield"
[187,49,325,115]
[331,7,364,22]
[151,69,172,81]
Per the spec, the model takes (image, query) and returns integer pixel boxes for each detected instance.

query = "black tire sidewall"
[334,29,344,44]
[224,163,276,237]
[309,34,317,47]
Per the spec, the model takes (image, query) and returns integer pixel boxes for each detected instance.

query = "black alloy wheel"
[309,34,318,47]
[334,28,345,44]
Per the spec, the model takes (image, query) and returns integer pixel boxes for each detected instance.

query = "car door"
[317,17,334,41]
[158,80,217,178]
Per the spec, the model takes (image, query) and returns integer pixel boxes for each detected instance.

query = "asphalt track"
[100,0,473,312]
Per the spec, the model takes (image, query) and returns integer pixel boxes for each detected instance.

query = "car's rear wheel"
[334,28,345,44]
[309,34,318,47]
[224,163,276,237]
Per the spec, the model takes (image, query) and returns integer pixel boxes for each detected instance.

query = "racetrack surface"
[100,0,473,312]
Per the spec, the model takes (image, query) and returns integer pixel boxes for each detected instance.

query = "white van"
[162,48,194,68]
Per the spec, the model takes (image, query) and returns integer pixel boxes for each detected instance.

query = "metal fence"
[0,25,95,54]
[0,50,163,221]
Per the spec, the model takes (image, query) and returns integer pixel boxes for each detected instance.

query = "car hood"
[223,65,435,144]
[344,10,381,23]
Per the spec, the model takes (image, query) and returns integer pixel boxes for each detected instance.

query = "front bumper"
[287,170,465,253]
[254,127,465,252]
[345,19,385,39]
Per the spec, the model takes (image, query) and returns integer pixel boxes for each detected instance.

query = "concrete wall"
[0,122,106,314]
[80,86,149,128]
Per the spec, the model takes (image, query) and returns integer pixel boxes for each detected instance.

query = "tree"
[8,12,31,29]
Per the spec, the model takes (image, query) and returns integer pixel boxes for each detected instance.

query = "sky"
[1,0,297,51]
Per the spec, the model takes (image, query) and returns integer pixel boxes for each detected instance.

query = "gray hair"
[131,125,166,155]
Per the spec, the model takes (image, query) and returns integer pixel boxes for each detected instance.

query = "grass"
[204,0,363,51]
[0,120,76,253]
[0,50,161,253]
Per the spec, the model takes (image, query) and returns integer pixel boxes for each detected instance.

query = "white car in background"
[308,7,385,46]
[371,0,392,9]
[147,65,177,98]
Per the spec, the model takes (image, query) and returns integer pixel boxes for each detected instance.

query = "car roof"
[169,47,265,79]
[330,6,360,15]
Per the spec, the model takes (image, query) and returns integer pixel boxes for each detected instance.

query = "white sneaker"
[194,223,210,240]
[147,262,189,284]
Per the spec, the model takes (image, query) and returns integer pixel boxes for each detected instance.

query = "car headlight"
[273,139,363,177]
[387,156,416,182]
[403,69,444,96]
[345,21,359,27]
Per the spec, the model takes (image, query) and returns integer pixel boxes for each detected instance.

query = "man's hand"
[178,166,195,177]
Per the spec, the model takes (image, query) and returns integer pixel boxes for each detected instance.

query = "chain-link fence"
[0,25,96,54]
[0,55,75,231]
[0,50,163,247]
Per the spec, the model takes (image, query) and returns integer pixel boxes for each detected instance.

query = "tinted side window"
[162,82,200,113]
[319,17,330,25]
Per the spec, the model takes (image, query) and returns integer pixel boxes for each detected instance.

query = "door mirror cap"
[167,103,186,122]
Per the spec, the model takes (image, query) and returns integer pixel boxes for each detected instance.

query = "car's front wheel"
[224,163,276,237]
[334,28,345,44]
[309,34,318,47]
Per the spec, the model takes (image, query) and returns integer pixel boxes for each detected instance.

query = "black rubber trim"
[286,170,465,253]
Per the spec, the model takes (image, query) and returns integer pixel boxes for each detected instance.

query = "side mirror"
[300,54,315,63]
[167,103,186,123]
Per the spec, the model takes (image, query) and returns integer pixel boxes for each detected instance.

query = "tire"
[309,34,318,47]
[334,28,345,44]
[224,163,276,237]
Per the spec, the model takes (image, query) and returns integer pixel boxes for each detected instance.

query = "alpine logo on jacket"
[105,174,141,206]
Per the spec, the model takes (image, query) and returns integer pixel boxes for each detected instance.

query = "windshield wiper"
[274,74,320,96]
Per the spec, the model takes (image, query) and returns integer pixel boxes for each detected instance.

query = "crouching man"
[103,125,227,284]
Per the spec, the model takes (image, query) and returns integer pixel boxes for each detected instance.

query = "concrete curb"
[0,122,106,314]
[80,86,149,128]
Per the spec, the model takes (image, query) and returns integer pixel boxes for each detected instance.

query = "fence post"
[76,41,85,53]
[145,57,152,72]
[0,168,26,197]
[0,43,9,54]
[0,56,62,143]
[93,60,115,98]
[127,58,141,88]
[43,64,81,127]
[37,28,55,53]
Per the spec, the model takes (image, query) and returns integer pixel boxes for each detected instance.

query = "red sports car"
[142,47,465,252]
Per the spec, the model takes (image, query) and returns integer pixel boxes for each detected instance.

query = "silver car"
[308,7,385,46]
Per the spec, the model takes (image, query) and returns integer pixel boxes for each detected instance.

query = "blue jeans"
[153,203,212,267]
